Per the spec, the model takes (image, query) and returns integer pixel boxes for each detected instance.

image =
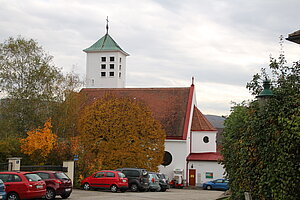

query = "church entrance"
[189,169,196,186]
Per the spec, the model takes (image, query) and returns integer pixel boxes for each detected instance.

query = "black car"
[150,172,170,192]
[115,168,149,192]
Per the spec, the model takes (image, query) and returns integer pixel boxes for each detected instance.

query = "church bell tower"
[83,18,129,88]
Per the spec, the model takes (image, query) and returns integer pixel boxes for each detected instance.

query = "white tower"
[83,19,129,88]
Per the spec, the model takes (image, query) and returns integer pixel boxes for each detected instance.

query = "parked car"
[0,179,7,200]
[148,173,160,192]
[34,171,72,199]
[0,171,46,200]
[81,170,128,192]
[203,178,229,190]
[155,173,170,192]
[115,168,149,192]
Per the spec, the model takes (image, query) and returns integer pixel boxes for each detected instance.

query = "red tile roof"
[191,106,217,131]
[187,152,223,161]
[80,87,193,139]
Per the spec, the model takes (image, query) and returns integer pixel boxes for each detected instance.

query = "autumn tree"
[77,95,165,177]
[0,36,82,138]
[20,119,57,164]
[221,53,300,199]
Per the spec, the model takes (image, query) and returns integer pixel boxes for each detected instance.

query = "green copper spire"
[83,18,129,55]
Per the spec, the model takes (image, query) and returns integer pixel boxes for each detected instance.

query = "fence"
[0,162,12,171]
[20,165,68,172]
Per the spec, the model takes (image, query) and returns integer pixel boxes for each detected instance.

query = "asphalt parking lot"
[57,188,224,200]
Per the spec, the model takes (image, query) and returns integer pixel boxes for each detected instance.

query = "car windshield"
[25,173,42,182]
[118,173,125,178]
[55,172,69,180]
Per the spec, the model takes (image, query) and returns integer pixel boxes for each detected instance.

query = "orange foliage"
[70,136,81,156]
[20,119,57,163]
[78,94,165,172]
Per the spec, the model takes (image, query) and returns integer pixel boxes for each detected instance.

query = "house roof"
[79,86,194,139]
[83,33,129,55]
[186,152,223,161]
[191,106,217,131]
[286,30,300,44]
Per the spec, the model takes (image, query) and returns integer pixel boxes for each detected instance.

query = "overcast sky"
[1,0,299,116]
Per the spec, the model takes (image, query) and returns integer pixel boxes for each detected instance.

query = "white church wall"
[188,161,225,185]
[191,131,217,153]
[86,51,126,88]
[117,52,126,88]
[159,140,187,182]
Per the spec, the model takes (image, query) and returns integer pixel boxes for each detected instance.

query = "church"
[80,22,225,186]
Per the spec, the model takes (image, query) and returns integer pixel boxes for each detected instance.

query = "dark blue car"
[203,178,229,190]
[0,179,7,200]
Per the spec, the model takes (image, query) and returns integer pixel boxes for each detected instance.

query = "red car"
[35,171,72,199]
[81,170,128,192]
[0,171,46,200]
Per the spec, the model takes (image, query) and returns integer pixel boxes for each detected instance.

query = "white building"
[81,23,225,186]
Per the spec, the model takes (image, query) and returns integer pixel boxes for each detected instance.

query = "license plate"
[65,188,71,192]
[36,185,43,189]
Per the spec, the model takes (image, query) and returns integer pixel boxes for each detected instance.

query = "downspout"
[190,130,192,154]
[186,160,189,186]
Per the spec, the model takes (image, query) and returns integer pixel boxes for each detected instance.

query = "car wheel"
[83,182,90,190]
[206,185,212,190]
[45,188,56,200]
[7,192,20,200]
[61,193,71,199]
[130,184,138,192]
[160,188,166,192]
[110,185,118,193]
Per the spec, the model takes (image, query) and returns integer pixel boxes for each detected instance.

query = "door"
[104,172,115,189]
[90,172,105,188]
[0,174,27,197]
[189,169,196,186]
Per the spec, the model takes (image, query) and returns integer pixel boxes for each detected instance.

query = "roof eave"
[286,35,300,44]
[83,49,130,56]
[191,129,217,132]
[182,84,195,140]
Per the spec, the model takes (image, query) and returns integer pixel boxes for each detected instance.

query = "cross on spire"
[106,16,109,34]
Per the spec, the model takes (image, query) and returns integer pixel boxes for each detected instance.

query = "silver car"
[148,173,161,192]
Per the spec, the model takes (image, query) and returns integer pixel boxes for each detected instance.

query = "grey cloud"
[1,0,299,115]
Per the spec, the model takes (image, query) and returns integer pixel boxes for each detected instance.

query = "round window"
[162,151,172,166]
[203,136,209,143]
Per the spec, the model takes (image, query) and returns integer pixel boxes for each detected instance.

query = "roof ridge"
[81,87,191,91]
